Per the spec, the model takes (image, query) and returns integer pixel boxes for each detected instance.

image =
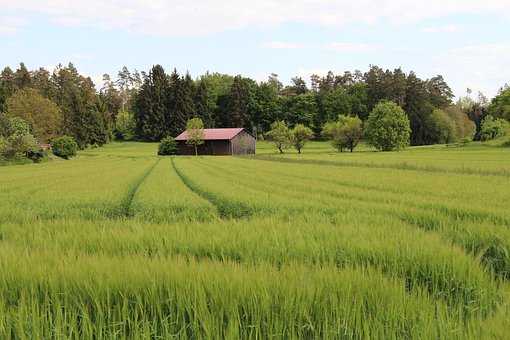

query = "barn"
[175,128,256,155]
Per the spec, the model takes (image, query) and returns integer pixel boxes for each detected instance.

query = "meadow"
[0,140,509,339]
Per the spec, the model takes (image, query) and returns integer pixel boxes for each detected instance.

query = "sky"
[1,0,509,99]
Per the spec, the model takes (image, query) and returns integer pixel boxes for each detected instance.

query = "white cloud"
[262,41,378,53]
[261,41,305,49]
[422,24,461,33]
[432,43,510,97]
[325,42,378,53]
[1,0,509,36]
[0,16,26,35]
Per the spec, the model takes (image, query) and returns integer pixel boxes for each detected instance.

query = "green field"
[1,141,509,339]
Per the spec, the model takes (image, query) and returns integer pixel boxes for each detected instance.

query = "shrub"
[52,136,78,159]
[266,121,292,154]
[158,137,177,156]
[115,110,136,141]
[480,115,507,141]
[26,148,47,163]
[291,124,314,153]
[428,109,457,144]
[365,101,411,151]
[5,88,62,143]
[2,134,37,160]
[322,115,363,152]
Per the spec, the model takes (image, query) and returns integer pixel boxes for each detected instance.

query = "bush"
[52,136,78,159]
[365,101,411,151]
[1,135,37,160]
[291,124,314,153]
[480,115,507,141]
[265,121,292,154]
[427,109,457,144]
[322,115,363,152]
[158,137,177,155]
[26,148,47,163]
[115,110,136,141]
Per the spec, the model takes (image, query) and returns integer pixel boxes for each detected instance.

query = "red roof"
[175,128,244,141]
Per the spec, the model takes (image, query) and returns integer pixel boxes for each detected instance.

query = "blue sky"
[1,0,509,99]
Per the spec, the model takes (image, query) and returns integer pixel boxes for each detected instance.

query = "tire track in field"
[108,159,160,218]
[171,158,253,219]
[251,155,510,178]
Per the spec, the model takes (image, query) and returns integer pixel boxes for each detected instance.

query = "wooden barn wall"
[231,131,256,155]
[176,140,231,155]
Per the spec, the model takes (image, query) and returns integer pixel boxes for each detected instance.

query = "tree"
[444,105,475,141]
[282,93,317,128]
[365,101,411,151]
[186,117,205,156]
[158,137,177,155]
[50,63,108,148]
[52,135,78,159]
[322,115,363,152]
[316,88,352,133]
[427,109,457,144]
[132,65,170,141]
[480,115,508,141]
[226,75,252,129]
[291,124,313,153]
[0,116,38,160]
[5,88,62,143]
[194,80,214,128]
[265,121,292,154]
[114,109,135,140]
[170,71,195,136]
[488,88,510,121]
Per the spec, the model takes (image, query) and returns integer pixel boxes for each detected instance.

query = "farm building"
[175,128,256,155]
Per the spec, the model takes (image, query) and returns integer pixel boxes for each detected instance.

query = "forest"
[0,62,509,153]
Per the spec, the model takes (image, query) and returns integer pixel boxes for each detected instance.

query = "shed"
[175,128,256,155]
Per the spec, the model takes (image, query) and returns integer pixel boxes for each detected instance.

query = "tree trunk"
[194,144,198,156]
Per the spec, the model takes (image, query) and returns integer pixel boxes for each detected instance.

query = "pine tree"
[169,71,195,136]
[194,80,214,127]
[133,65,170,141]
[227,75,251,128]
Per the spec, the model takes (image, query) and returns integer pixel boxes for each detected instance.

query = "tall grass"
[0,142,509,338]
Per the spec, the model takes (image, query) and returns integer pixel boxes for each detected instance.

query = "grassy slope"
[0,141,509,339]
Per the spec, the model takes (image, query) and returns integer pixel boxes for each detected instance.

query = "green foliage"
[265,120,292,153]
[444,105,476,141]
[322,115,363,152]
[427,109,457,144]
[365,101,411,151]
[6,116,30,137]
[157,137,178,156]
[316,87,352,131]
[488,88,510,121]
[133,65,170,141]
[186,117,205,156]
[480,115,508,141]
[1,133,37,160]
[291,124,314,153]
[114,110,135,140]
[282,93,317,129]
[5,88,62,143]
[0,116,38,161]
[52,135,78,159]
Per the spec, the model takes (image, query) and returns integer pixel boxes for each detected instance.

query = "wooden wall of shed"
[176,140,231,155]
[231,131,256,155]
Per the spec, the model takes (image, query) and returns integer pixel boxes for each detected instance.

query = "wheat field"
[0,141,509,339]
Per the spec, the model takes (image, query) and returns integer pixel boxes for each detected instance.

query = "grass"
[0,140,509,338]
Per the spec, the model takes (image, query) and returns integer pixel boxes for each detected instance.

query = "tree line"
[1,62,509,157]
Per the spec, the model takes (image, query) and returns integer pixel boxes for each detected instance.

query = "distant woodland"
[1,62,509,149]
